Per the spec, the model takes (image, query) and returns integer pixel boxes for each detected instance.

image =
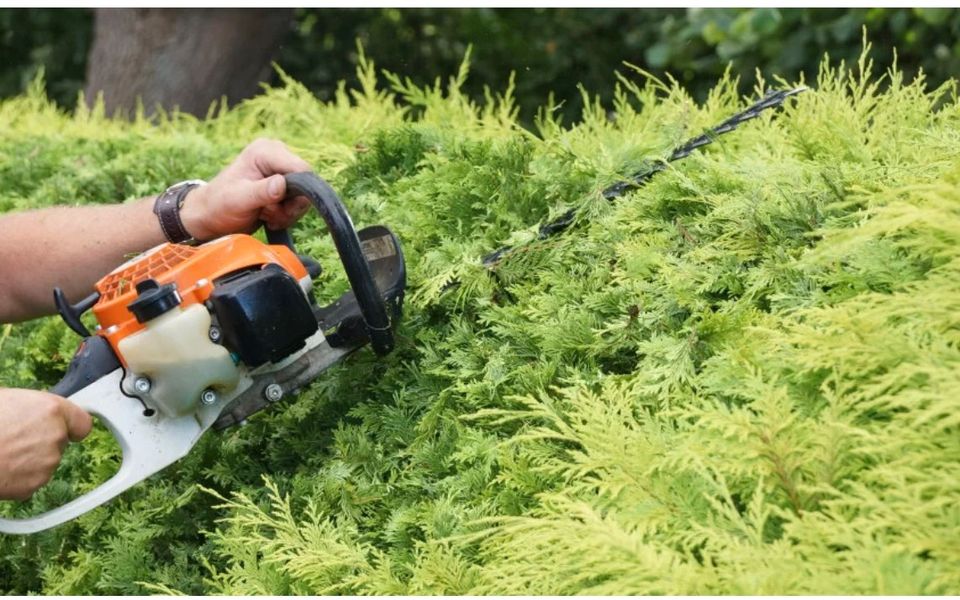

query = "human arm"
[0,138,312,323]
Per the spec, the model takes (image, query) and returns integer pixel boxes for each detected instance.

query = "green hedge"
[0,47,958,594]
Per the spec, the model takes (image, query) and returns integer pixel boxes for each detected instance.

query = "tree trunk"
[84,8,293,117]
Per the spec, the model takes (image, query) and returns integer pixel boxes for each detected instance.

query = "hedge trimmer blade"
[480,86,807,268]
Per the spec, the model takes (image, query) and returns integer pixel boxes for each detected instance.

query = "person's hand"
[180,138,314,241]
[0,389,93,501]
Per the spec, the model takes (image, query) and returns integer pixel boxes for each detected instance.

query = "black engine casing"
[208,264,318,367]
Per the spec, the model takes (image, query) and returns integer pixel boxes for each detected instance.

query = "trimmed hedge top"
[1,46,958,594]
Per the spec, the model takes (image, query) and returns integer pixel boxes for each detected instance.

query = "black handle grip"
[275,172,394,356]
[50,335,120,398]
[264,226,296,250]
[54,289,100,338]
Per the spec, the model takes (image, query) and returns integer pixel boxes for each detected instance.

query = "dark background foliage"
[0,8,93,106]
[2,7,957,122]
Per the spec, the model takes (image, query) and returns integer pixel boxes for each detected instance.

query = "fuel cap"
[128,278,181,323]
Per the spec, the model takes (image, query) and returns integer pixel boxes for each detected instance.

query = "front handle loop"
[265,173,394,355]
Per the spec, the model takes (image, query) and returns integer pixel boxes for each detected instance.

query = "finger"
[55,423,69,452]
[58,397,93,443]
[282,196,311,222]
[260,206,300,232]
[262,213,296,232]
[262,197,310,231]
[260,203,286,230]
[241,173,287,211]
[269,211,301,232]
[248,139,312,177]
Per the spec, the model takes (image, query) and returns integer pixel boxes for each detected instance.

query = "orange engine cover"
[93,234,309,357]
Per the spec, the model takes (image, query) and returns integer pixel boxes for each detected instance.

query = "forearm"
[0,138,313,325]
[0,197,164,322]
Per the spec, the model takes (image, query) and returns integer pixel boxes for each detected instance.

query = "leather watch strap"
[153,180,204,244]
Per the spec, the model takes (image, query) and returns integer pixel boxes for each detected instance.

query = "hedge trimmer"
[0,173,406,535]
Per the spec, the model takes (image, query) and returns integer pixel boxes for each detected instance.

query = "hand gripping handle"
[0,370,206,535]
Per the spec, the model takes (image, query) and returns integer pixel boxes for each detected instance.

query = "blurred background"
[1,7,957,124]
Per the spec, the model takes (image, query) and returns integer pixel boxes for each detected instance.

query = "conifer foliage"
[0,45,958,594]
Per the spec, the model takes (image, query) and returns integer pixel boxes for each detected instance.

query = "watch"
[153,179,206,244]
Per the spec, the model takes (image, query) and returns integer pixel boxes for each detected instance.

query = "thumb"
[248,174,286,208]
[58,397,93,443]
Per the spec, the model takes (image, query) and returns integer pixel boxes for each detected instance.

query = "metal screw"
[200,388,218,405]
[208,326,221,343]
[264,384,283,403]
[134,377,151,394]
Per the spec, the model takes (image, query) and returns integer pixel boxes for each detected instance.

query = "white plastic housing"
[118,304,240,417]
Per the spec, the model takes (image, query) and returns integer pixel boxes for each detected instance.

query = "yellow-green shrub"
[0,46,957,594]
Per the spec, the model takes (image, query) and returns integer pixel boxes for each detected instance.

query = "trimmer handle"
[266,172,395,355]
[0,370,212,535]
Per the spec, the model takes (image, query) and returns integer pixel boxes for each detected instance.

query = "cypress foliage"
[0,43,957,594]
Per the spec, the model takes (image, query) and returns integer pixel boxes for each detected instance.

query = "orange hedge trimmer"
[0,173,406,535]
